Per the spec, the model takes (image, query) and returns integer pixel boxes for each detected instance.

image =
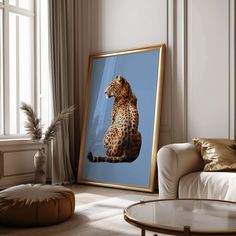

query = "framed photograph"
[77,45,166,192]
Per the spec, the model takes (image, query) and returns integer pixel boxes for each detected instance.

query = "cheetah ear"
[119,76,125,84]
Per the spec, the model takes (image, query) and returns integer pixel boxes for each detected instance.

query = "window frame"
[0,7,3,135]
[0,0,36,139]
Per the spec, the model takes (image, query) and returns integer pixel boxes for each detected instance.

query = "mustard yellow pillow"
[193,138,236,171]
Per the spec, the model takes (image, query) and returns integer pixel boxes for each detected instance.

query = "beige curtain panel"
[48,0,76,184]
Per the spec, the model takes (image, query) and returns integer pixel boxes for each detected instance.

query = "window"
[0,9,3,135]
[36,0,52,133]
[0,0,51,138]
[9,0,33,11]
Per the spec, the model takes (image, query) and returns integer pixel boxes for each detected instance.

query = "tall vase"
[34,148,47,184]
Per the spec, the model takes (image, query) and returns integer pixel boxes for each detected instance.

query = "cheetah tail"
[87,152,127,163]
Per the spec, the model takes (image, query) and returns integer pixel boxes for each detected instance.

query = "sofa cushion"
[193,138,236,171]
[179,171,236,201]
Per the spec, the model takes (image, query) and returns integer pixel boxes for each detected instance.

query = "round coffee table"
[124,199,236,236]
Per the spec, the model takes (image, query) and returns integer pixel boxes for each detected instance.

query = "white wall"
[88,0,172,147]
[86,0,235,145]
[0,140,51,189]
[0,140,38,189]
[187,0,235,140]
[89,0,167,53]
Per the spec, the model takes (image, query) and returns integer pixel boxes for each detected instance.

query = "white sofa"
[157,143,236,201]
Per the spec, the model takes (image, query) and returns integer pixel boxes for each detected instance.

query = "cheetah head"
[104,75,131,99]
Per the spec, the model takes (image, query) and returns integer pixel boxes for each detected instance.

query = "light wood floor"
[70,184,158,202]
[0,184,160,236]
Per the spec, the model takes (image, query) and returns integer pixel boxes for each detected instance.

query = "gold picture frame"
[77,44,166,192]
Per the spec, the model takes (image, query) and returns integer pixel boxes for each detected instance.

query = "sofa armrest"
[157,143,204,199]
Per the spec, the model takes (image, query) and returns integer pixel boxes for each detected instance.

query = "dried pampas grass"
[43,105,76,144]
[20,102,42,141]
[20,102,75,144]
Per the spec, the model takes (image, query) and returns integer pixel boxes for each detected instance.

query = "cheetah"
[87,75,142,163]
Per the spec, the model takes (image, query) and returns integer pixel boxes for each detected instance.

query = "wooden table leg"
[141,228,145,236]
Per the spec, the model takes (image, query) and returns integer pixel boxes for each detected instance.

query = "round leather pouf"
[0,184,75,227]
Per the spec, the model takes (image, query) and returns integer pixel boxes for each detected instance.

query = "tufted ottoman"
[0,184,75,227]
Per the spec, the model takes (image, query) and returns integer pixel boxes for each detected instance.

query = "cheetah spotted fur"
[87,75,142,163]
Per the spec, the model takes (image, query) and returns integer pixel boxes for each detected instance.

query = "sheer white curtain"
[48,0,76,184]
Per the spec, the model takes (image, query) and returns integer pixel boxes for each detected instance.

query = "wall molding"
[0,151,3,178]
[167,0,173,143]
[0,173,34,189]
[229,0,235,139]
[170,0,235,141]
[0,141,39,188]
[182,0,188,141]
[168,0,188,143]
